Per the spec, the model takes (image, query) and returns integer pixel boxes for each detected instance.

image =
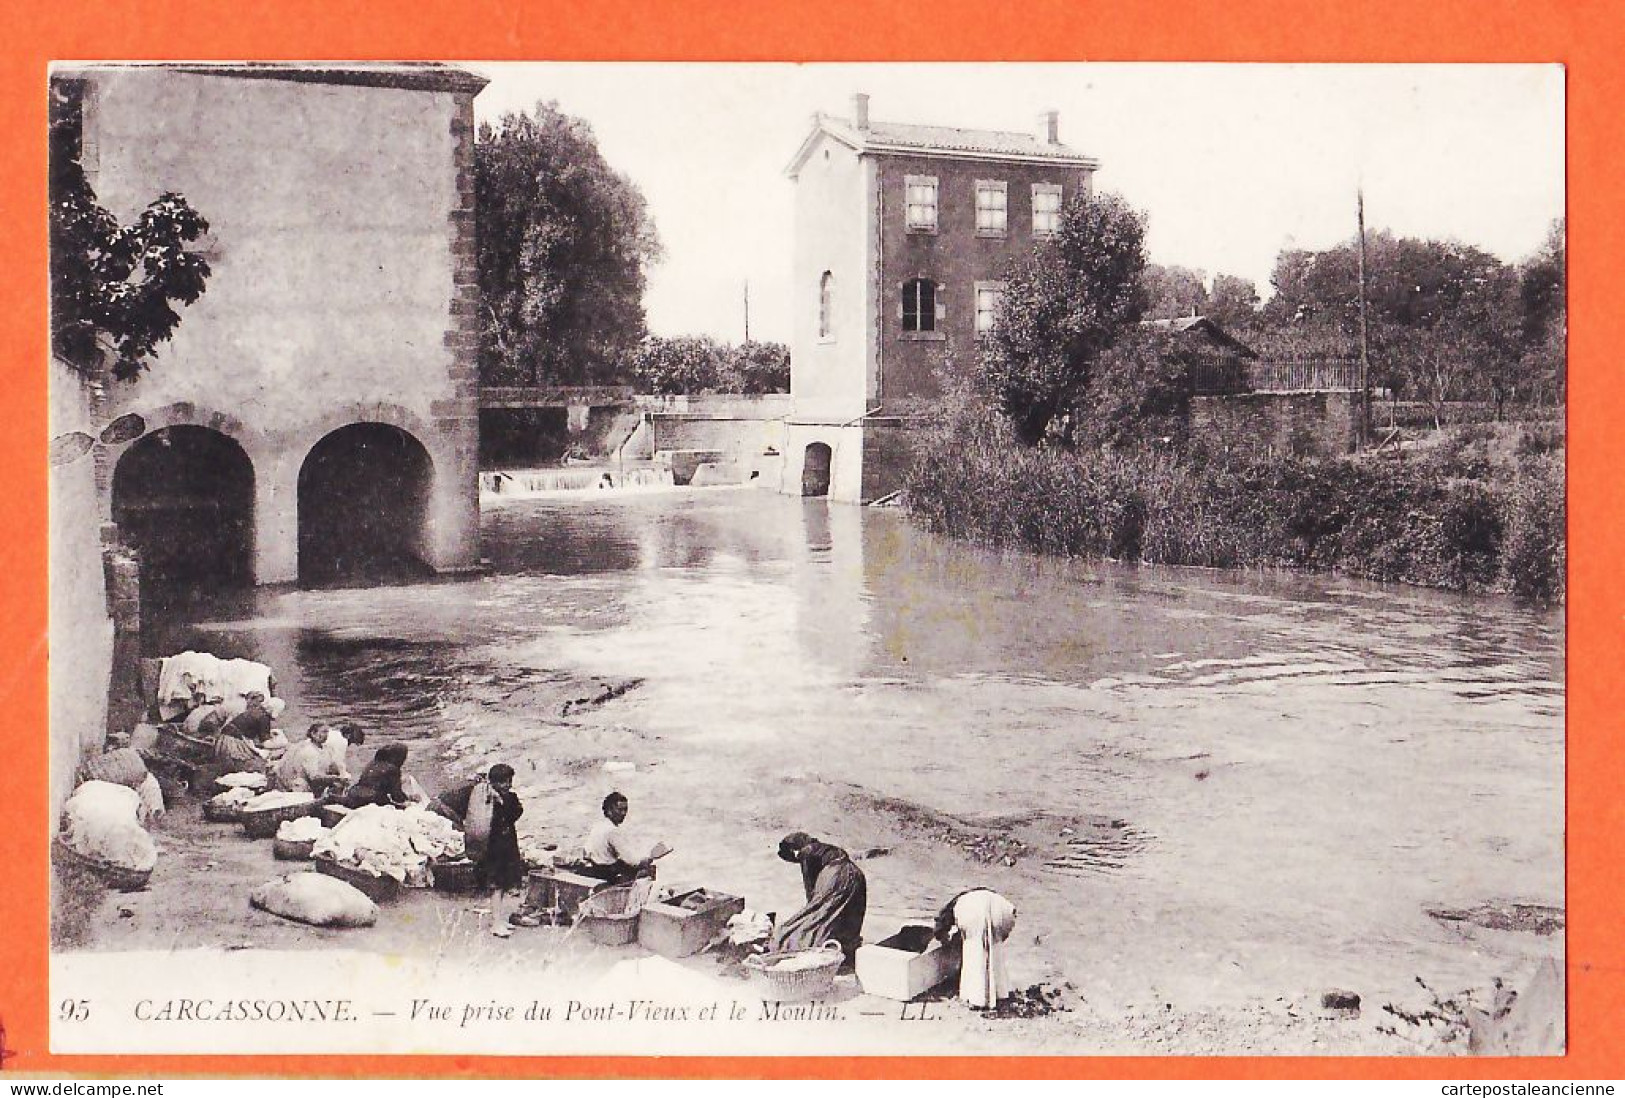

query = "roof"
[786,113,1099,177]
[1142,316,1259,359]
[55,62,488,95]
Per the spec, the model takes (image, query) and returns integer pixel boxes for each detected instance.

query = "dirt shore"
[54,666,1559,1057]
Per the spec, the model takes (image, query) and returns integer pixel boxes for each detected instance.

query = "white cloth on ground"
[952,889,1017,1009]
[134,773,166,824]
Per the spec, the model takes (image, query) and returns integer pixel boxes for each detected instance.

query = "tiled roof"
[824,114,1092,162]
[789,112,1099,175]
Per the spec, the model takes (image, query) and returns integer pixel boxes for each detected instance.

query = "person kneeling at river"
[338,743,410,809]
[770,832,867,967]
[935,888,1017,1010]
[210,691,275,771]
[273,724,347,797]
[576,792,667,886]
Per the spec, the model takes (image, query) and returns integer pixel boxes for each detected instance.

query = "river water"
[147,486,1565,1018]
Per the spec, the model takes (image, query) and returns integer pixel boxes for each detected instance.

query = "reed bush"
[905,417,1565,601]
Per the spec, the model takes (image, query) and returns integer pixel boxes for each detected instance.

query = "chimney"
[853,93,871,131]
[1038,109,1059,145]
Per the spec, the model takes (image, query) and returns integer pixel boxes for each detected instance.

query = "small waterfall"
[480,466,677,498]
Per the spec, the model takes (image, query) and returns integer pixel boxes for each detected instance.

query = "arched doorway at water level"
[112,425,255,592]
[802,442,832,497]
[298,423,434,586]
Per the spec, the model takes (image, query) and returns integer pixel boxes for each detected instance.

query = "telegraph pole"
[743,279,751,344]
[1356,186,1371,447]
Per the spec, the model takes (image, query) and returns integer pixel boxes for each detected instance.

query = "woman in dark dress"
[339,743,409,808]
[770,831,868,964]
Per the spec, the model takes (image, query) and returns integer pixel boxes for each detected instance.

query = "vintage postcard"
[34,53,1578,1070]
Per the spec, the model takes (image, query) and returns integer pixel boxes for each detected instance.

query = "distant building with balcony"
[782,93,1099,501]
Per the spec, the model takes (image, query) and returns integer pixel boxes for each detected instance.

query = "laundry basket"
[577,881,651,946]
[742,941,845,1002]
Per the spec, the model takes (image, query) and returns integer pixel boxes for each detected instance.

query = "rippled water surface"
[149,488,1565,1007]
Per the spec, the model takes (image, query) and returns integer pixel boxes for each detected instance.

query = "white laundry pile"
[155,651,281,721]
[251,872,378,928]
[275,816,325,842]
[134,773,166,825]
[241,791,315,813]
[60,781,157,872]
[216,772,267,790]
[311,805,464,883]
[209,787,257,810]
[725,910,774,946]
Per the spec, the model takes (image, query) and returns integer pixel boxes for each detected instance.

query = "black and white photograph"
[46,61,1565,1058]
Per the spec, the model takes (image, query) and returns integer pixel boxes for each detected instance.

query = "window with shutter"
[1032,184,1064,236]
[975,180,1008,237]
[904,175,938,233]
[975,281,1006,337]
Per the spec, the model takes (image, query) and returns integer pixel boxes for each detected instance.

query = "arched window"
[902,278,937,333]
[818,271,834,339]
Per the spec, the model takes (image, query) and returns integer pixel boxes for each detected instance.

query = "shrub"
[1500,454,1566,600]
[905,407,1565,602]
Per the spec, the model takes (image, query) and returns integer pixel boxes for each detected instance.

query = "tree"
[49,80,212,381]
[1206,273,1261,329]
[627,336,790,395]
[629,335,728,394]
[1518,219,1566,406]
[726,340,791,394]
[1073,327,1190,450]
[476,102,662,387]
[1140,263,1208,320]
[980,191,1149,445]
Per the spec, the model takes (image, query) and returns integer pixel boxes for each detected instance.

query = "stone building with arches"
[54,62,486,590]
[781,94,1098,501]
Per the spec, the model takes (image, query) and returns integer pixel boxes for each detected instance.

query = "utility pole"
[1356,186,1371,448]
[743,279,750,344]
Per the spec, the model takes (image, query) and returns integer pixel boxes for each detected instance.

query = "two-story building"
[782,94,1099,501]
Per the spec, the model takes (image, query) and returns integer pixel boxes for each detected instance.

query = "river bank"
[54,489,1564,1056]
[905,419,1566,602]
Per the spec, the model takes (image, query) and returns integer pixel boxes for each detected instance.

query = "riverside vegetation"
[907,416,1565,602]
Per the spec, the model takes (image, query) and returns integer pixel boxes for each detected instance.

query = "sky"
[468,63,1565,345]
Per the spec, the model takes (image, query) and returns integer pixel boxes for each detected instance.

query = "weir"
[479,466,676,497]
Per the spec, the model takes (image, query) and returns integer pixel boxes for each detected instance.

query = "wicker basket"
[202,798,247,823]
[578,884,647,946]
[431,859,481,893]
[240,799,319,839]
[272,837,316,861]
[313,854,402,903]
[318,804,352,829]
[156,725,215,761]
[52,838,153,893]
[742,941,845,1002]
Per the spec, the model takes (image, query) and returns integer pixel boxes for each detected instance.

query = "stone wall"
[75,65,484,582]
[49,357,115,818]
[1189,391,1364,456]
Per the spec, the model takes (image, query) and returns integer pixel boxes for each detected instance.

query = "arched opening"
[112,426,255,591]
[802,442,833,498]
[298,423,434,586]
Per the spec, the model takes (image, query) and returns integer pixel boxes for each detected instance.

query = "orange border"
[3,0,1617,1080]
